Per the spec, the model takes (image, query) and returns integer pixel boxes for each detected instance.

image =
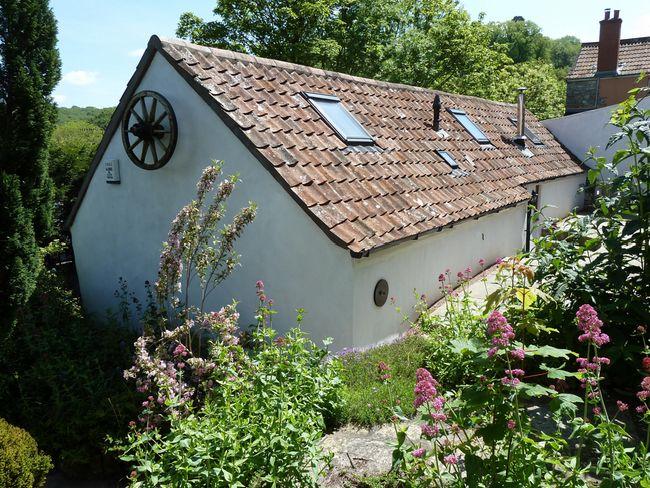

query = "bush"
[0,418,52,488]
[0,250,139,477]
[118,325,342,487]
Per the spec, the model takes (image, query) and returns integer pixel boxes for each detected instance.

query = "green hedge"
[0,418,52,488]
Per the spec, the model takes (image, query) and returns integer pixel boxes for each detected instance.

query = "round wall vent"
[373,279,389,307]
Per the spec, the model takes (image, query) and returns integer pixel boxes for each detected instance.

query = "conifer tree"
[0,0,60,336]
[0,0,61,241]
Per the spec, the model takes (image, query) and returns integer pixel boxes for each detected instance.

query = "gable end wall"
[70,53,355,346]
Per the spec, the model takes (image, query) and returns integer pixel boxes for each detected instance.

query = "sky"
[51,0,650,108]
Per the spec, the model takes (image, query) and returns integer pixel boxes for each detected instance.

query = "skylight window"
[448,109,490,144]
[304,92,374,144]
[436,150,459,169]
[508,117,544,145]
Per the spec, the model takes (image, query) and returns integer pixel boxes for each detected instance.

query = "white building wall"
[543,98,650,178]
[532,173,586,220]
[350,204,527,347]
[71,53,355,347]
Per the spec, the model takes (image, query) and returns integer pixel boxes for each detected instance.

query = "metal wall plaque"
[373,278,389,307]
[105,159,121,184]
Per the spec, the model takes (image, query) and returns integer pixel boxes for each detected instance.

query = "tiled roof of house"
[68,36,584,256]
[568,36,650,79]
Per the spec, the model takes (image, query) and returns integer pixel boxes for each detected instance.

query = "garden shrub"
[115,163,343,486]
[0,242,139,476]
[389,304,650,487]
[0,418,52,488]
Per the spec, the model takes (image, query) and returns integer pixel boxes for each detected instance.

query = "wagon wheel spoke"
[153,110,168,127]
[129,137,143,151]
[131,109,144,124]
[150,138,159,164]
[141,139,150,163]
[149,98,158,123]
[139,98,149,122]
[152,128,171,135]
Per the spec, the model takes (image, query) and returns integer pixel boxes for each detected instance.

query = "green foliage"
[0,248,139,476]
[0,173,42,340]
[177,1,569,119]
[531,88,650,388]
[550,35,582,72]
[49,120,102,223]
[57,105,115,129]
[117,322,343,487]
[0,0,61,242]
[0,418,52,488]
[338,334,435,426]
[493,60,567,120]
[487,18,551,64]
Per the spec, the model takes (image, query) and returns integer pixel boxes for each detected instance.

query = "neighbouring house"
[544,96,650,178]
[566,8,650,115]
[67,35,585,349]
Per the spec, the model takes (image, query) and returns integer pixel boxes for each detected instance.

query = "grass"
[338,333,434,426]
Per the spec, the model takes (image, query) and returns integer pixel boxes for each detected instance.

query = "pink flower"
[438,273,446,282]
[457,271,464,279]
[576,304,609,347]
[495,257,503,264]
[443,454,458,465]
[510,348,525,360]
[430,412,447,422]
[643,357,650,371]
[479,258,485,267]
[378,361,390,372]
[412,447,426,458]
[486,311,515,352]
[505,369,525,377]
[637,405,648,414]
[507,419,516,430]
[501,377,521,387]
[414,369,437,408]
[593,407,601,416]
[421,424,437,438]
[616,400,629,412]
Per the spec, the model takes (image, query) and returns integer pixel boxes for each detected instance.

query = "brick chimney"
[597,8,622,73]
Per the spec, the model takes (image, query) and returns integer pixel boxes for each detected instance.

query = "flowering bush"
[388,304,650,487]
[114,163,343,486]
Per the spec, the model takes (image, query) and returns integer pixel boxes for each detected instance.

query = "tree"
[0,0,60,335]
[549,35,581,72]
[0,0,60,241]
[49,120,103,222]
[0,173,41,342]
[493,61,566,120]
[487,17,550,64]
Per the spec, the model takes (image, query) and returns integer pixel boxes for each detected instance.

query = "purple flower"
[576,304,609,347]
[443,454,458,465]
[509,348,525,361]
[507,419,516,430]
[412,447,426,458]
[421,424,437,438]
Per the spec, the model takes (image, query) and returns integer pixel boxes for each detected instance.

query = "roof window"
[304,92,374,144]
[448,109,490,144]
[508,117,544,145]
[436,150,459,169]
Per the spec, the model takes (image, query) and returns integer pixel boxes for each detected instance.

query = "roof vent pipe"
[515,87,527,144]
[432,94,441,131]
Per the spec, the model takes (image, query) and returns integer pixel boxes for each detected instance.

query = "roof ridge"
[581,35,650,47]
[155,35,519,109]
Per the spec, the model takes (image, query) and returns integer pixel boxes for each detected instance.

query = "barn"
[67,35,585,349]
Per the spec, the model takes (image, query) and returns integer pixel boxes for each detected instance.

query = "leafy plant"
[0,418,52,488]
[531,86,650,389]
[0,242,139,476]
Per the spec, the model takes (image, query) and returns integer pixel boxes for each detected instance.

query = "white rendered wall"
[71,53,355,347]
[543,98,650,178]
[532,173,586,220]
[350,204,528,347]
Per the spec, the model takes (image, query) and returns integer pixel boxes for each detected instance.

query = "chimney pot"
[597,9,622,73]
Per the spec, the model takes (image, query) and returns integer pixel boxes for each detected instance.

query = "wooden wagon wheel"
[121,91,178,170]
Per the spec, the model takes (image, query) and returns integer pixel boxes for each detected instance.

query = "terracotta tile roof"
[155,37,583,255]
[568,36,650,79]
